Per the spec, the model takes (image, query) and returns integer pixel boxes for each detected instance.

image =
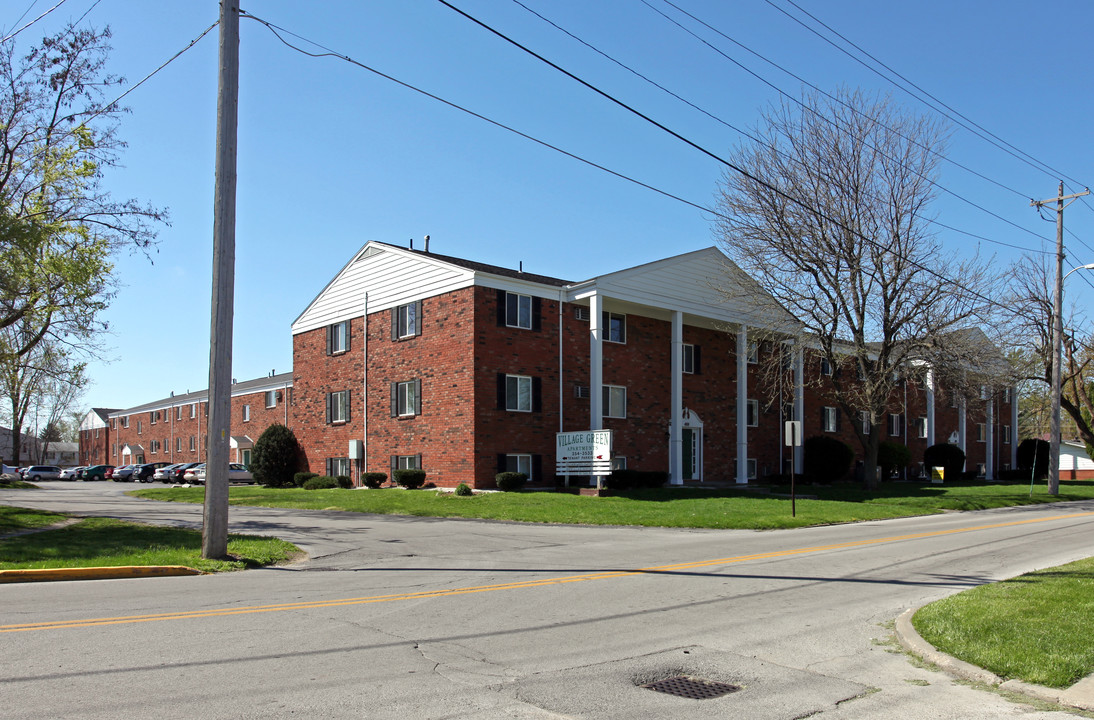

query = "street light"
[1049,262,1094,494]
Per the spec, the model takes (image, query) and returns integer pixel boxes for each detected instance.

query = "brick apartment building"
[80,241,1017,488]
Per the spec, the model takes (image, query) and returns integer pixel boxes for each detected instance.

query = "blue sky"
[6,0,1092,413]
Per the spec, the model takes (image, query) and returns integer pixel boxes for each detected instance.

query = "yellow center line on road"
[5,510,1093,633]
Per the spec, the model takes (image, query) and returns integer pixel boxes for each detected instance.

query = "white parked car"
[153,463,185,482]
[190,463,253,484]
[59,466,84,480]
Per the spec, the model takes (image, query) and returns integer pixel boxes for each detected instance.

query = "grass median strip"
[0,508,300,573]
[132,479,1094,530]
[912,556,1094,689]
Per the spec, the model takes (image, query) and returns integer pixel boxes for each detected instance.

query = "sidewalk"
[895,607,1094,712]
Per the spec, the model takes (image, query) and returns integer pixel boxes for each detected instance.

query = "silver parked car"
[190,463,253,484]
[26,465,62,481]
[111,464,138,481]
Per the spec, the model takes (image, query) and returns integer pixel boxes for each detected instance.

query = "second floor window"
[506,292,532,329]
[392,380,421,417]
[327,391,349,424]
[393,301,422,339]
[327,320,350,354]
[603,385,627,419]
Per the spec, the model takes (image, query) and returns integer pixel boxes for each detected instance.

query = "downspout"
[558,288,564,435]
[362,292,369,485]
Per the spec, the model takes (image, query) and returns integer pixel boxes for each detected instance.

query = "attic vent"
[359,247,381,260]
[574,385,590,399]
[575,306,591,321]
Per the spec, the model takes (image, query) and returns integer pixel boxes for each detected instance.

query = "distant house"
[1060,441,1094,481]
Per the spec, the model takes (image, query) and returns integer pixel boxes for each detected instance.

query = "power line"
[765,0,1087,190]
[643,0,1051,248]
[513,0,1050,256]
[1,0,69,43]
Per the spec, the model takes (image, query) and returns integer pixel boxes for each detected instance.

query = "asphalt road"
[3,481,1093,719]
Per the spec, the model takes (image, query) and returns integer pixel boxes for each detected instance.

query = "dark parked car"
[170,462,203,483]
[111,464,138,481]
[135,462,172,483]
[83,465,114,481]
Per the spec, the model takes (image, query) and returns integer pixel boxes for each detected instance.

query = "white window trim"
[683,343,695,374]
[746,399,759,427]
[916,417,928,439]
[396,455,420,470]
[603,385,627,419]
[604,312,626,344]
[822,406,837,433]
[330,320,350,354]
[888,414,901,437]
[265,390,277,409]
[396,302,419,338]
[330,391,349,424]
[505,453,533,479]
[506,292,533,330]
[396,381,417,417]
[505,374,533,413]
[746,340,759,364]
[242,404,251,422]
[977,423,986,442]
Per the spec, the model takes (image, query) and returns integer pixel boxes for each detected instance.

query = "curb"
[0,566,204,584]
[895,607,1094,711]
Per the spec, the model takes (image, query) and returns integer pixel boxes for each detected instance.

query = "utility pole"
[1031,182,1090,496]
[203,0,239,559]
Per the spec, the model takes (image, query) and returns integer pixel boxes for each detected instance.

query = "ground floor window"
[327,457,351,476]
[392,454,421,471]
[504,454,531,478]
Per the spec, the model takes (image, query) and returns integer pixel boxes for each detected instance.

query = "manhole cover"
[642,676,742,700]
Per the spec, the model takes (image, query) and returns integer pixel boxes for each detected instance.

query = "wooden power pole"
[203,0,239,559]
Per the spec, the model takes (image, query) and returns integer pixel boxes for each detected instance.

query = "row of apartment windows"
[112,436,199,457]
[821,407,1013,444]
[109,391,284,433]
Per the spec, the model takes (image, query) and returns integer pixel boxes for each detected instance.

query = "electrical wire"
[643,0,1051,249]
[1,0,69,43]
[766,0,1088,190]
[513,0,1050,256]
[247,7,1037,320]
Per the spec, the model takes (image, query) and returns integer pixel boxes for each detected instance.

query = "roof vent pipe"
[409,238,413,250]
[424,235,430,253]
[519,261,523,273]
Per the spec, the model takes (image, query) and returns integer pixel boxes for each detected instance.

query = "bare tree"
[715,88,1004,487]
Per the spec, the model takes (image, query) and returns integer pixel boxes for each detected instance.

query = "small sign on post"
[784,421,802,517]
[931,467,944,484]
[557,430,613,489]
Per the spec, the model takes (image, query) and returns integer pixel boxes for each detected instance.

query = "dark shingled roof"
[373,241,572,287]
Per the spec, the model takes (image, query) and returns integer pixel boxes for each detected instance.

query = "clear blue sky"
[6,0,1092,413]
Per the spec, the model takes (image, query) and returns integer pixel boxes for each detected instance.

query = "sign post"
[556,430,613,490]
[784,420,802,517]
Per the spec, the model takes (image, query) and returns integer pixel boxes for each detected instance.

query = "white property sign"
[556,430,613,475]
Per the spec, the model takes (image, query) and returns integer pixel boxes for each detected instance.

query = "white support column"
[794,345,805,472]
[736,325,749,484]
[669,311,683,485]
[1011,386,1019,469]
[589,293,603,431]
[986,394,995,480]
[925,368,936,446]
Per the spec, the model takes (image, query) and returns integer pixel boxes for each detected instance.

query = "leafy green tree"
[251,424,301,488]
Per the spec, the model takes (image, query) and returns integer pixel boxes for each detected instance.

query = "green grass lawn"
[0,507,300,572]
[130,478,1094,530]
[912,556,1094,688]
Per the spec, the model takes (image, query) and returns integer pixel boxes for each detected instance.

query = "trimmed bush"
[252,423,302,488]
[303,475,338,490]
[294,472,318,488]
[923,443,966,481]
[495,472,527,492]
[1016,438,1050,480]
[605,469,669,490]
[335,475,352,489]
[394,469,426,489]
[803,435,853,483]
[454,482,473,496]
[362,472,387,489]
[878,441,911,480]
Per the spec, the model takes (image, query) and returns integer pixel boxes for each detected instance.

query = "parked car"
[135,462,172,483]
[59,466,84,480]
[171,462,203,483]
[111,464,138,481]
[182,463,204,482]
[104,466,116,480]
[153,463,184,482]
[190,463,254,485]
[25,465,62,481]
[82,465,114,481]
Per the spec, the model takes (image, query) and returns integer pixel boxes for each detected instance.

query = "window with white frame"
[603,385,627,418]
[916,417,928,439]
[683,343,697,374]
[265,390,277,408]
[746,399,759,427]
[176,406,183,420]
[822,406,838,433]
[190,404,196,419]
[977,423,986,442]
[189,436,196,451]
[611,456,627,471]
[123,416,129,428]
[1003,387,1012,404]
[503,454,532,479]
[603,312,626,343]
[242,404,251,422]
[746,340,759,364]
[746,458,757,480]
[505,375,532,412]
[506,292,533,329]
[150,411,157,425]
[888,413,902,437]
[137,420,142,434]
[820,357,832,376]
[394,455,420,470]
[1003,424,1011,444]
[393,380,420,417]
[860,410,871,434]
[327,320,350,354]
[327,391,349,424]
[112,444,117,457]
[394,301,422,339]
[327,457,351,477]
[176,437,182,452]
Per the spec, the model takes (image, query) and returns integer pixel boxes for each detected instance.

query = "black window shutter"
[325,392,332,424]
[415,300,423,337]
[533,454,542,482]
[390,382,397,417]
[326,325,332,355]
[346,320,351,351]
[325,458,332,476]
[532,297,542,331]
[345,390,351,422]
[391,307,398,340]
[497,454,506,474]
[497,373,506,410]
[836,409,842,431]
[390,455,397,474]
[496,289,506,326]
[414,379,422,415]
[532,377,542,412]
[414,453,422,470]
[694,346,702,375]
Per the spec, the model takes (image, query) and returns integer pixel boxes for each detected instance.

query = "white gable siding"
[292,245,475,335]
[80,410,108,432]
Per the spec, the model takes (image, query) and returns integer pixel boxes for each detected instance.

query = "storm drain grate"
[641,675,741,700]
